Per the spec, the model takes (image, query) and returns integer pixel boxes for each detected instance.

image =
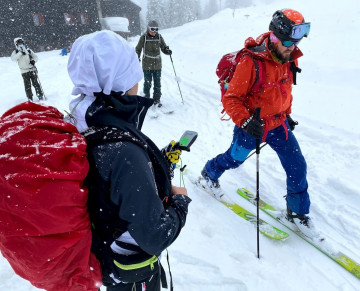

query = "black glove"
[286,115,298,131]
[164,46,172,55]
[30,60,35,66]
[244,119,264,139]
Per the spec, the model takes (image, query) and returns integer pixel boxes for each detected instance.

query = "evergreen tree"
[202,0,219,19]
[225,0,251,9]
[146,0,168,28]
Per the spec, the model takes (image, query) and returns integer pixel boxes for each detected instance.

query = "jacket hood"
[86,92,153,132]
[244,32,303,61]
[14,37,24,48]
[67,30,143,96]
[68,92,153,134]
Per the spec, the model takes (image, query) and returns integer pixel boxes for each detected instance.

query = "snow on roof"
[100,17,130,33]
[129,0,141,6]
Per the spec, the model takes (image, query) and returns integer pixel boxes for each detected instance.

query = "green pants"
[22,71,43,100]
[143,70,162,101]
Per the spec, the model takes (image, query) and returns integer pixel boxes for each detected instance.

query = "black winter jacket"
[83,92,191,285]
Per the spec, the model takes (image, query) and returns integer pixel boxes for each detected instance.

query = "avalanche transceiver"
[176,130,198,151]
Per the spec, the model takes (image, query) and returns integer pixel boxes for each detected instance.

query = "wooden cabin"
[0,0,142,56]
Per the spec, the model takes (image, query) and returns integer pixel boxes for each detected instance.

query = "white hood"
[67,30,143,97]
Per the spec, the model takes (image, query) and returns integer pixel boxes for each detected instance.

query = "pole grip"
[254,107,261,121]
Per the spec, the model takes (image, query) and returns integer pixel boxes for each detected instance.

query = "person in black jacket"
[67,30,191,291]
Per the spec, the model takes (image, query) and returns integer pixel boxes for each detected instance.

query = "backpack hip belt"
[144,54,161,59]
[262,112,288,142]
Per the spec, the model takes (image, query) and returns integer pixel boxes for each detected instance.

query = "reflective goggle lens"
[149,27,158,32]
[282,39,301,47]
[291,22,310,40]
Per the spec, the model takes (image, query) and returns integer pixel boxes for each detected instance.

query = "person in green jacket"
[135,20,172,107]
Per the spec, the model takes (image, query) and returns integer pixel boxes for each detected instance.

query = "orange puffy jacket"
[222,32,303,133]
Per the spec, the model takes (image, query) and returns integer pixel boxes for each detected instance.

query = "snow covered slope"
[0,0,359,290]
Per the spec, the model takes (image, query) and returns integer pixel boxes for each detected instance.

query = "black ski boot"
[37,92,44,101]
[286,206,320,240]
[200,167,224,199]
[153,93,161,107]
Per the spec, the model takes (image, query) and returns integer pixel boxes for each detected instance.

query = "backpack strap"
[143,33,161,59]
[84,126,172,201]
[290,61,301,85]
[248,56,265,95]
[262,112,288,142]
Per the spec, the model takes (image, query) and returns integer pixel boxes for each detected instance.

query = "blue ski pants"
[204,121,310,214]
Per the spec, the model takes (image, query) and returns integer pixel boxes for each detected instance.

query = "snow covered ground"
[0,0,359,290]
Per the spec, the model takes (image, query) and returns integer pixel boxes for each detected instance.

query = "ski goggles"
[281,39,301,47]
[270,32,300,48]
[149,27,158,32]
[289,22,311,40]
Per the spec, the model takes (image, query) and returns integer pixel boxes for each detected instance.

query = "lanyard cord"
[178,158,187,188]
[64,94,86,126]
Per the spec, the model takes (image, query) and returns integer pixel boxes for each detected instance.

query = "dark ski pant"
[204,120,310,214]
[106,271,161,291]
[143,70,161,102]
[22,71,43,100]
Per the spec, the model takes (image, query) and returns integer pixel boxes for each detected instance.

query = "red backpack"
[216,48,266,104]
[0,102,102,291]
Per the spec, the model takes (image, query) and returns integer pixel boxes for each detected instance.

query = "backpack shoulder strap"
[290,61,301,85]
[84,126,145,150]
[84,126,172,201]
[239,52,265,95]
[27,49,34,61]
[249,56,265,94]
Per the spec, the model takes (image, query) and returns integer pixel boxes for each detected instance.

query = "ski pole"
[32,65,46,100]
[244,143,268,161]
[254,107,261,259]
[169,54,184,104]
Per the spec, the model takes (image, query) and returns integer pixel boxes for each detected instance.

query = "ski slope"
[0,0,359,290]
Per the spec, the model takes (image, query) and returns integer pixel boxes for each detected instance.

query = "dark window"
[33,14,44,26]
[64,13,74,25]
[79,13,89,25]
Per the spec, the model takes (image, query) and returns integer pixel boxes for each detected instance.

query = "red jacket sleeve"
[222,55,257,127]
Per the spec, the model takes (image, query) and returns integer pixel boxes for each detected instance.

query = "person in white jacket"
[11,37,44,101]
